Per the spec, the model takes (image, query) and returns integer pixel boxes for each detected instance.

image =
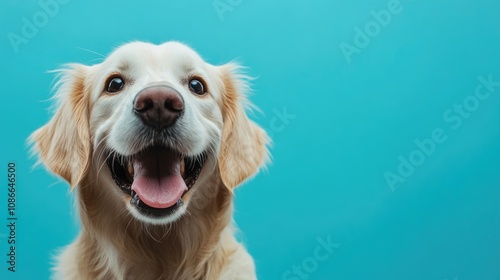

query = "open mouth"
[106,146,206,218]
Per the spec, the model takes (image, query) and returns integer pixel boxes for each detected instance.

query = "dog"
[30,41,269,280]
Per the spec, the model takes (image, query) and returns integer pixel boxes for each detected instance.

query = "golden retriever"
[30,41,269,280]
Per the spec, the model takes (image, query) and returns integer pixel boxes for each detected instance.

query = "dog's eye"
[188,79,205,95]
[106,76,125,93]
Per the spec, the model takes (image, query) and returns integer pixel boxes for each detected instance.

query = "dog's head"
[31,41,269,225]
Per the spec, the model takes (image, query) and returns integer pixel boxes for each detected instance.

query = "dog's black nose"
[133,86,184,129]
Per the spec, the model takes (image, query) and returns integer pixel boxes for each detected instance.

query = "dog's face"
[31,41,268,225]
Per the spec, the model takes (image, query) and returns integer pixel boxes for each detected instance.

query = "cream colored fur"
[30,41,269,280]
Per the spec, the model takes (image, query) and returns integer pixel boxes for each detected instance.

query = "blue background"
[1,0,499,279]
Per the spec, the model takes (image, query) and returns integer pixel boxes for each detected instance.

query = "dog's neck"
[75,167,234,280]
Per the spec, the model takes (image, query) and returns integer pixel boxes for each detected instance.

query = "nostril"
[164,98,184,112]
[135,99,154,112]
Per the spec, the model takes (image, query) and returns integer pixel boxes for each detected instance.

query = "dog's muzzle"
[105,85,207,219]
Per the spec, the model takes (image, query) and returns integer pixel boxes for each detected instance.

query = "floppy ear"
[218,63,270,190]
[30,64,91,188]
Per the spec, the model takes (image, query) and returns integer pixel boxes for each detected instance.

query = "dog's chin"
[127,201,188,225]
[106,145,206,225]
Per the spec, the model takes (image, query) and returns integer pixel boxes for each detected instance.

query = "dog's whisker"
[124,215,134,236]
[93,134,112,166]
[96,149,114,179]
[146,224,163,243]
[158,225,171,240]
[76,47,105,58]
[93,133,111,154]
[204,140,219,174]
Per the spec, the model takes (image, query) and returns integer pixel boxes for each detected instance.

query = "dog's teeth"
[180,159,185,177]
[130,192,140,207]
[127,161,134,177]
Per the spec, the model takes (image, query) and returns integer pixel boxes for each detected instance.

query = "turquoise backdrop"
[1,0,499,279]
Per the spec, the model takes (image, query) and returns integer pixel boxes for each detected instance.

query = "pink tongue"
[131,148,187,209]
